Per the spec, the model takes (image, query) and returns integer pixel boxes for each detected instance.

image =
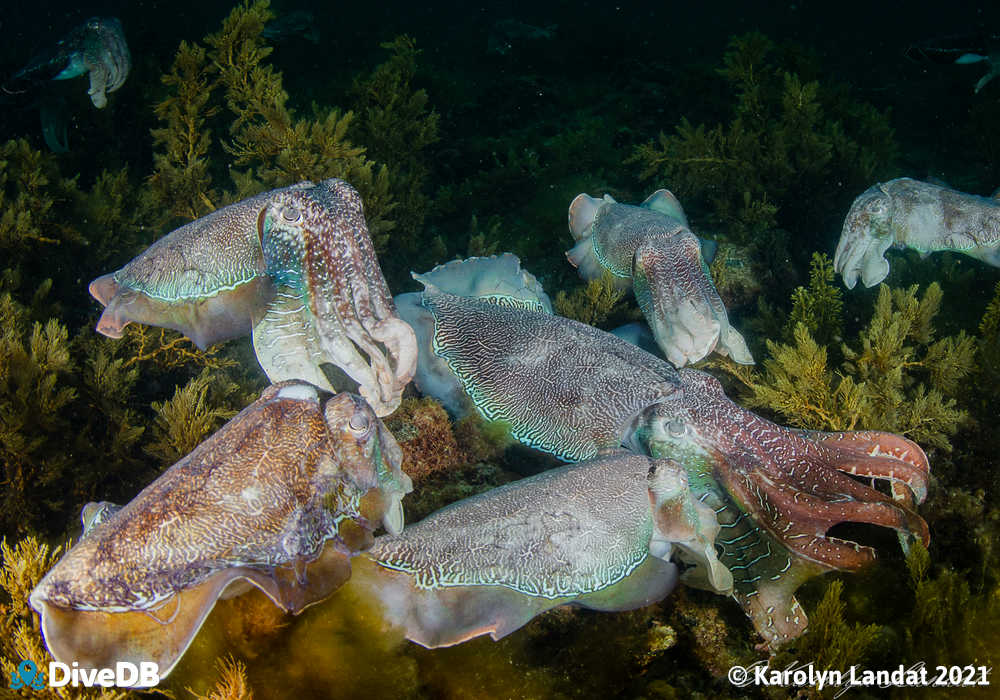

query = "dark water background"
[3,0,999,187]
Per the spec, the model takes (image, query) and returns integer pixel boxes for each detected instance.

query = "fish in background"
[905,31,1000,93]
[261,9,321,44]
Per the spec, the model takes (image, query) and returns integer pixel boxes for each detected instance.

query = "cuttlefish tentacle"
[639,368,930,646]
[397,255,930,648]
[30,381,411,682]
[566,190,752,366]
[355,453,711,648]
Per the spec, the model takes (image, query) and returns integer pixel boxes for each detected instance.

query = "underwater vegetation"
[147,0,438,267]
[0,268,258,538]
[719,253,975,452]
[0,0,998,696]
[629,32,897,268]
[552,270,638,328]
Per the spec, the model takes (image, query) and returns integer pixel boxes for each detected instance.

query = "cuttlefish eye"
[667,419,685,437]
[280,205,302,223]
[349,412,371,435]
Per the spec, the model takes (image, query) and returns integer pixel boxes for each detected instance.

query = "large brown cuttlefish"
[30,381,411,681]
[397,254,930,648]
[89,178,415,416]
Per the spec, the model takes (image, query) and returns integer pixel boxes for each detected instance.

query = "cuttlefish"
[834,178,1000,289]
[353,452,729,647]
[29,381,412,681]
[8,17,130,108]
[397,255,930,648]
[566,190,753,367]
[89,178,416,416]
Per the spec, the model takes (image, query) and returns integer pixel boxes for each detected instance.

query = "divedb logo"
[8,659,160,689]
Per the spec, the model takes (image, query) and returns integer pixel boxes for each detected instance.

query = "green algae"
[722,279,974,449]
[629,32,897,251]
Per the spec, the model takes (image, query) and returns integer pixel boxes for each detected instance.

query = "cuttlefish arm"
[638,369,930,647]
[567,190,752,366]
[354,453,724,647]
[30,382,411,681]
[90,179,415,416]
[398,257,929,647]
[834,178,1000,289]
[255,179,417,416]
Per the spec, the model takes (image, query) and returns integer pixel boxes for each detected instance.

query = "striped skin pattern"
[29,383,412,679]
[639,368,930,647]
[566,191,753,367]
[32,382,408,613]
[255,180,416,416]
[370,453,658,598]
[90,179,415,417]
[413,266,929,648]
[835,178,1000,289]
[421,291,681,461]
[90,183,310,347]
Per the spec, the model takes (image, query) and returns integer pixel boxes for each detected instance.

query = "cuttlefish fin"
[567,193,610,241]
[34,568,237,683]
[566,194,611,282]
[251,285,335,392]
[412,253,553,313]
[90,272,275,349]
[640,189,689,228]
[36,548,354,681]
[354,555,676,648]
[352,556,561,647]
[259,546,354,615]
[572,555,678,612]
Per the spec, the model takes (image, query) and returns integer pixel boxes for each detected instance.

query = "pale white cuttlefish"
[566,190,753,367]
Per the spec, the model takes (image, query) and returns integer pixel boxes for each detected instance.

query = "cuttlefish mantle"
[354,452,727,648]
[30,381,411,682]
[89,178,416,416]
